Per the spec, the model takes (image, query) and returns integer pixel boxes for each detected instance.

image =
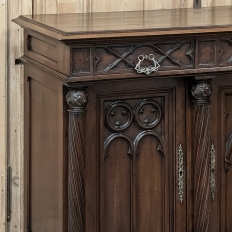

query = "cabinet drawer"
[71,37,232,79]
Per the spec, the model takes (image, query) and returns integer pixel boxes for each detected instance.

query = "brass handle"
[210,142,216,200]
[178,144,184,203]
[135,54,160,75]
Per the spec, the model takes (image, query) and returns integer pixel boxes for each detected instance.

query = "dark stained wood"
[13,6,232,232]
[66,89,89,232]
[12,6,232,40]
[191,80,212,231]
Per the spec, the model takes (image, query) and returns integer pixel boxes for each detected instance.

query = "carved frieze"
[219,39,232,66]
[95,41,194,74]
[70,38,232,78]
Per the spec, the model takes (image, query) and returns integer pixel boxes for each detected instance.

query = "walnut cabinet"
[13,6,232,232]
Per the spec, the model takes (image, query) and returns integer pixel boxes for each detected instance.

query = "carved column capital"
[66,89,89,113]
[191,80,212,105]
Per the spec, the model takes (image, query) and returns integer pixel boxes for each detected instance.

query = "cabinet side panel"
[29,77,64,232]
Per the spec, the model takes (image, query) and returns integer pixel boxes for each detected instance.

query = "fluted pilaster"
[191,80,212,232]
[66,89,89,232]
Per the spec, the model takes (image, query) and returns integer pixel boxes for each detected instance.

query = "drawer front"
[94,41,194,74]
[70,37,232,79]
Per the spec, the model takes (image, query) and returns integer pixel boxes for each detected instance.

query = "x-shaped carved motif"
[97,45,137,72]
[97,42,193,72]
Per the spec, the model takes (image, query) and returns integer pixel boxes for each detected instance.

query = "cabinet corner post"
[191,80,212,232]
[66,89,89,232]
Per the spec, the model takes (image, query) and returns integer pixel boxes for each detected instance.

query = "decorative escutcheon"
[210,142,216,200]
[135,54,160,75]
[178,144,184,203]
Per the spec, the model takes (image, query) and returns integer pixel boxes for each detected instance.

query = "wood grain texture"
[66,90,88,232]
[29,77,64,232]
[32,0,232,14]
[13,6,232,41]
[7,0,32,231]
[6,1,232,232]
[191,80,212,232]
[0,0,7,231]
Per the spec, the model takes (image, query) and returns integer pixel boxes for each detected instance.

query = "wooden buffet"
[13,6,232,232]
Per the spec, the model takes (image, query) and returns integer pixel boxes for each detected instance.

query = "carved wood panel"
[222,90,232,231]
[95,41,194,75]
[99,85,181,231]
[69,38,232,78]
[72,48,92,75]
[197,41,217,66]
[219,39,232,66]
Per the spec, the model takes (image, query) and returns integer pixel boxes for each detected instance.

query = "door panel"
[88,77,186,232]
[135,136,164,232]
[103,139,132,232]
[211,75,232,231]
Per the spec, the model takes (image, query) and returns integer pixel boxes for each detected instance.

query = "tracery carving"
[95,41,194,74]
[105,102,133,132]
[134,99,162,130]
[134,131,164,156]
[219,39,232,65]
[104,133,133,159]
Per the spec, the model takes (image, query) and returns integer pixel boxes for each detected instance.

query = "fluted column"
[66,89,89,232]
[191,80,212,232]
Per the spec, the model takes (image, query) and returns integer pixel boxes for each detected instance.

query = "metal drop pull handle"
[135,54,160,75]
[178,144,184,203]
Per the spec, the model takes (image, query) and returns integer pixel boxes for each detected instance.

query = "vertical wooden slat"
[57,0,84,13]
[0,0,7,231]
[7,0,32,231]
[92,0,142,13]
[202,0,212,7]
[34,0,57,14]
[144,0,163,10]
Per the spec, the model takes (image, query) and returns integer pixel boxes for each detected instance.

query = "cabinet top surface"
[13,6,232,40]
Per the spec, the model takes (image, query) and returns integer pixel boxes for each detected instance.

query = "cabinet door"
[212,75,232,231]
[86,77,187,232]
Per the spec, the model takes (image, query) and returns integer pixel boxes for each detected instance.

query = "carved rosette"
[66,89,88,232]
[191,80,212,232]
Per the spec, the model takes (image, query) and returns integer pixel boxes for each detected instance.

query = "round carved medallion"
[134,99,162,129]
[105,102,133,132]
